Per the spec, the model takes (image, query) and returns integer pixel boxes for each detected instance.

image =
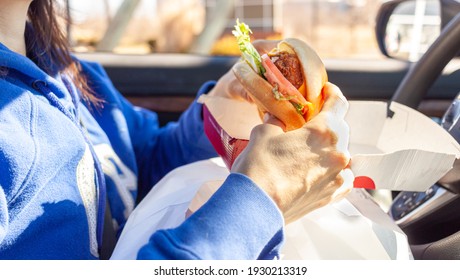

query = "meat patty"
[273,52,304,89]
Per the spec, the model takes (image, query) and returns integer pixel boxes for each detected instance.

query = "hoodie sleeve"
[137,173,285,260]
[78,60,217,199]
[131,82,219,200]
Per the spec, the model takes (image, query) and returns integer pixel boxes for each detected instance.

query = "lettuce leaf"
[232,19,266,76]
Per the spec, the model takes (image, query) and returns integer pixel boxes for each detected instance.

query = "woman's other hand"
[208,40,279,102]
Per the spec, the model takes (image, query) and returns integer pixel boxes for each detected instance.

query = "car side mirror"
[375,0,446,61]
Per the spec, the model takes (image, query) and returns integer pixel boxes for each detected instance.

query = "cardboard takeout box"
[200,95,460,192]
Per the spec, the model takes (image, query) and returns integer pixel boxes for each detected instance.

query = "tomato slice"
[261,54,310,116]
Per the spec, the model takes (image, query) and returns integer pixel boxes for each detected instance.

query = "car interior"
[71,0,460,260]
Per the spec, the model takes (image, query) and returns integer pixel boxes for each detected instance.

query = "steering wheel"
[388,13,460,260]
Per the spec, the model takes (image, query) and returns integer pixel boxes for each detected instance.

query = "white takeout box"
[200,95,460,191]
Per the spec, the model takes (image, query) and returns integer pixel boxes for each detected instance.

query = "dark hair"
[27,0,103,107]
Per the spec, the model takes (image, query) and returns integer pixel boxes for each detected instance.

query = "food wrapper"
[200,95,460,191]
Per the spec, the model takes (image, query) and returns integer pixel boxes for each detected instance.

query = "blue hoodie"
[0,42,284,259]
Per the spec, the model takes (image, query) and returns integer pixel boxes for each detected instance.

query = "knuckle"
[331,151,350,169]
[250,124,266,137]
[250,123,281,140]
[306,121,331,139]
[317,199,329,209]
[335,175,344,187]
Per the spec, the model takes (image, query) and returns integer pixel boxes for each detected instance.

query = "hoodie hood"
[0,41,83,117]
[0,23,80,106]
[0,40,50,82]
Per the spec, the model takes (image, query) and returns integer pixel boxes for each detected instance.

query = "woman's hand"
[208,40,279,102]
[231,82,353,224]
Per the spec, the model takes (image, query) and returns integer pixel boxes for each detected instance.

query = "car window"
[67,0,388,59]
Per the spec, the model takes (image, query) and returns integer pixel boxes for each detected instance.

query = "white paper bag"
[111,158,411,260]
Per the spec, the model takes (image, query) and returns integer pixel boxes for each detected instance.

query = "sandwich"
[232,20,327,131]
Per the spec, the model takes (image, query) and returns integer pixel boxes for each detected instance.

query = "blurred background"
[65,0,383,58]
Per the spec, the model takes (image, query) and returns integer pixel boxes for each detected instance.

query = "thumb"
[249,113,284,142]
[263,113,286,131]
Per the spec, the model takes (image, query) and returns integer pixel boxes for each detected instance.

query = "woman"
[0,0,352,259]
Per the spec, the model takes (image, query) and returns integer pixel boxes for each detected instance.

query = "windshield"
[67,0,386,59]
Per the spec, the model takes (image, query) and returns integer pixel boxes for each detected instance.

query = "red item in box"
[203,104,249,169]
